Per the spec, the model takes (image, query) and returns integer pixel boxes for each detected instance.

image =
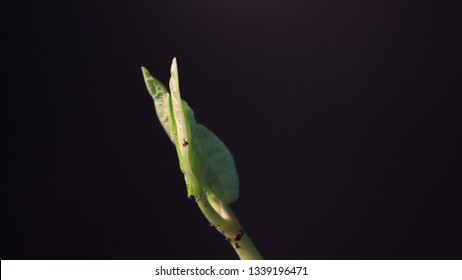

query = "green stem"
[194,190,263,260]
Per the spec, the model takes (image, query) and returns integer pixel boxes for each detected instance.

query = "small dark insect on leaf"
[233,242,239,249]
[225,237,231,242]
[233,229,245,241]
[182,138,189,147]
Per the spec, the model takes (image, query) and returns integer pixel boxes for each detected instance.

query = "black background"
[2,0,461,259]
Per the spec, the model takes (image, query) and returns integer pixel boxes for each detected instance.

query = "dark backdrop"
[2,0,461,259]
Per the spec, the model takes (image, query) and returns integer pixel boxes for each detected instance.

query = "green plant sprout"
[142,58,263,260]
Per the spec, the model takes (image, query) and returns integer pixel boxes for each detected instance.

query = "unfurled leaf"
[191,124,239,203]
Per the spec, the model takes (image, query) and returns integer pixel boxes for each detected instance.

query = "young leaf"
[168,59,239,203]
[169,59,191,163]
[141,67,175,143]
[168,59,201,197]
[191,124,239,203]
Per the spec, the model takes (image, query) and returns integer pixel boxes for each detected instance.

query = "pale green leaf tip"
[141,66,151,79]
[171,57,177,72]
